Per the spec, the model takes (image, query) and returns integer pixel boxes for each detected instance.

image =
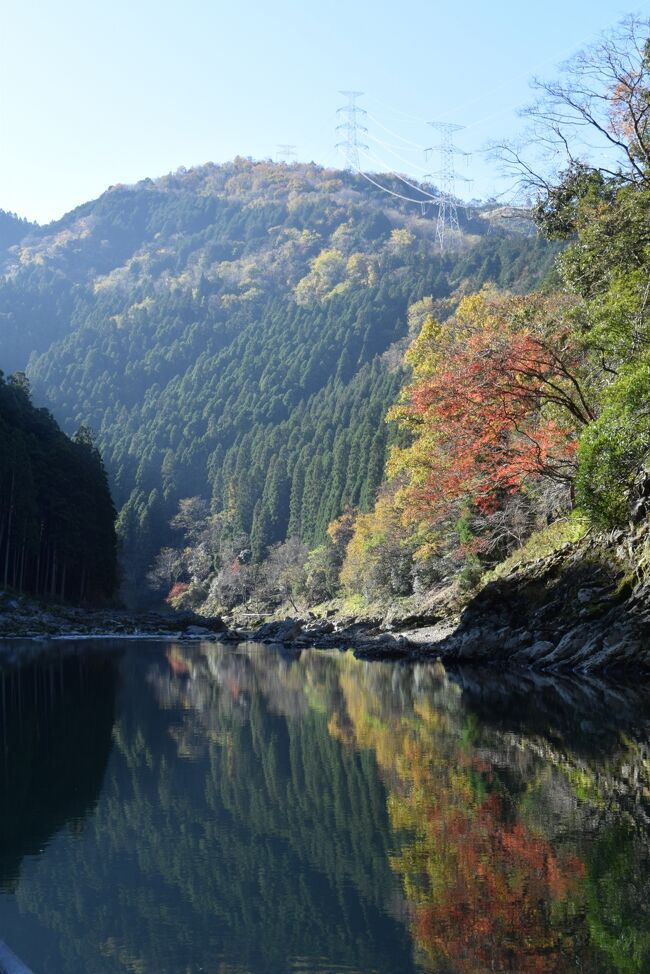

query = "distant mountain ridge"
[0,160,558,600]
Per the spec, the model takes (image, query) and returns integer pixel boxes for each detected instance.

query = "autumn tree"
[260,537,309,611]
[340,488,421,599]
[386,289,590,556]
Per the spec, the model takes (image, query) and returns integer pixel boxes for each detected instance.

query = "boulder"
[253,618,304,643]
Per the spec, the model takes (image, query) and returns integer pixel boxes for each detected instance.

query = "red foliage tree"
[391,290,592,521]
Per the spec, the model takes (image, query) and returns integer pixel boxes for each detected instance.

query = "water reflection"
[0,648,119,890]
[0,640,648,973]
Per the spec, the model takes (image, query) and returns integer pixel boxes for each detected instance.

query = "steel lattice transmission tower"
[335,91,368,170]
[277,144,298,164]
[425,122,471,251]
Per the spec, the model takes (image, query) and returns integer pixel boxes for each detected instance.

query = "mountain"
[0,160,557,601]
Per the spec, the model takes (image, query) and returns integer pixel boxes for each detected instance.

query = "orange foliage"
[389,290,588,522]
[398,292,593,514]
[166,581,189,604]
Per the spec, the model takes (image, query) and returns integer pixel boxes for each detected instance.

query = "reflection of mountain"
[1,641,650,973]
[3,643,415,974]
[0,648,119,890]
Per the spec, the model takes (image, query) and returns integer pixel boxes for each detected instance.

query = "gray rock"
[503,629,532,652]
[253,618,303,643]
[577,588,600,604]
[513,640,555,663]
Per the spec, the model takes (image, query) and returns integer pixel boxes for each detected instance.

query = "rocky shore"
[2,516,650,675]
[243,519,650,674]
[0,594,243,643]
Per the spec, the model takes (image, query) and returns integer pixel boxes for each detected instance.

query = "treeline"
[0,209,35,256]
[0,373,117,603]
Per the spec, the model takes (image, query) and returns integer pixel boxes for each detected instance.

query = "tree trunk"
[18,535,25,593]
[50,545,57,599]
[3,471,15,589]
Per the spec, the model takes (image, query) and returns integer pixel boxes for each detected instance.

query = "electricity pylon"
[425,122,471,251]
[277,144,298,163]
[335,91,368,170]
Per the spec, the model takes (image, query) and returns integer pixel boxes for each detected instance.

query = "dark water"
[0,641,649,973]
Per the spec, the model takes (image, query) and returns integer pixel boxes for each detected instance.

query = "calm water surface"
[0,639,648,973]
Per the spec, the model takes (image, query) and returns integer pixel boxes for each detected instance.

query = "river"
[0,639,648,973]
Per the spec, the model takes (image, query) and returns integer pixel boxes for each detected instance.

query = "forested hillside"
[335,18,650,610]
[0,161,556,602]
[0,373,117,603]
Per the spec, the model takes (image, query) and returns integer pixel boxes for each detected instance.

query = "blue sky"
[0,0,633,223]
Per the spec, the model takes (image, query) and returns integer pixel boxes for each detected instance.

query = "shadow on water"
[0,645,120,891]
[448,663,650,757]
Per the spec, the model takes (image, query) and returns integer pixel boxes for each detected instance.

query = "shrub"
[576,364,650,527]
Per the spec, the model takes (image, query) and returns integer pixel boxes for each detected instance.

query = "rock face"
[430,521,650,673]
[629,466,650,524]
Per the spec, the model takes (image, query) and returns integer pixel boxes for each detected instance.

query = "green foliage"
[576,363,650,526]
[340,22,650,603]
[533,163,612,240]
[482,514,589,583]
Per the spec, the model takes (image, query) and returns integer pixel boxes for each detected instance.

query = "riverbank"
[0,592,244,643]
[2,516,650,673]
[241,519,650,673]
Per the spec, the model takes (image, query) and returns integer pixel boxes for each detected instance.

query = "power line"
[335,92,436,209]
[358,145,439,203]
[365,111,427,150]
[354,168,437,208]
[366,132,437,188]
[364,30,602,130]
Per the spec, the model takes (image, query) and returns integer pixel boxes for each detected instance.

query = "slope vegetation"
[0,161,555,600]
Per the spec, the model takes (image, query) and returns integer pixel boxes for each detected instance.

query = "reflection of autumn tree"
[390,741,585,973]
[328,659,587,973]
